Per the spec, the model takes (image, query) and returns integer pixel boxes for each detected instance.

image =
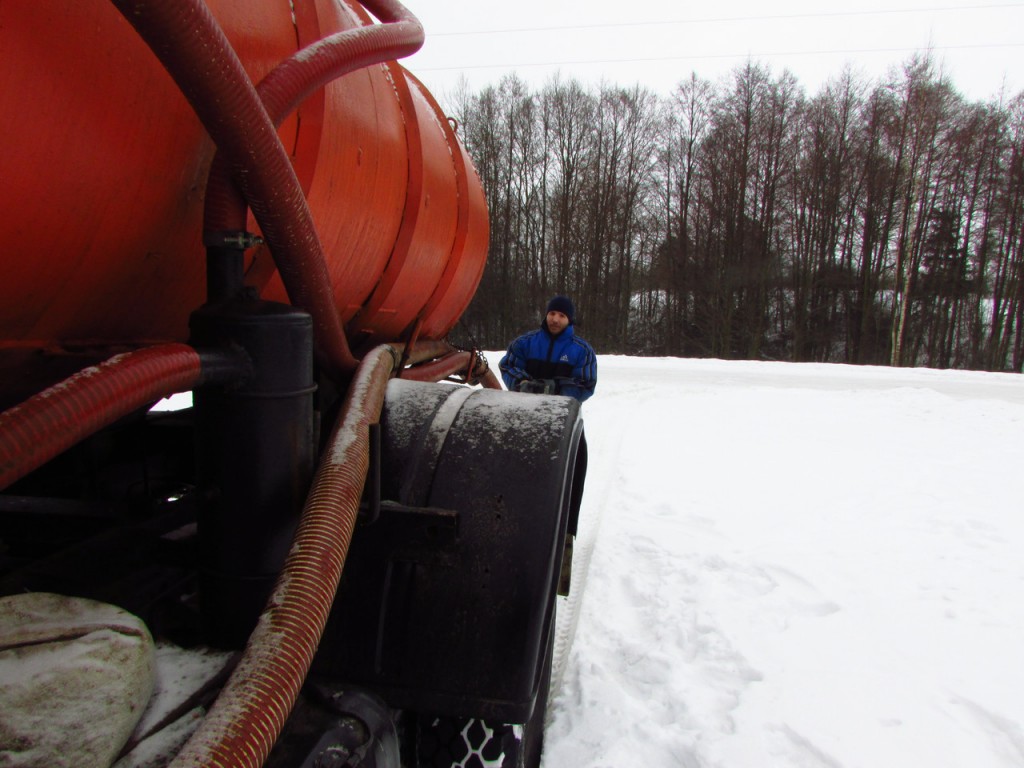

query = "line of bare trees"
[447,56,1024,372]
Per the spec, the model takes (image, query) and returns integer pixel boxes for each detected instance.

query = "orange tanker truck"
[0,2,585,766]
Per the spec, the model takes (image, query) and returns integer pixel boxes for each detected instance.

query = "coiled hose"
[108,0,377,379]
[203,0,426,300]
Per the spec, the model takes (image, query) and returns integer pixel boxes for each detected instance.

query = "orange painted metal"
[0,0,488,403]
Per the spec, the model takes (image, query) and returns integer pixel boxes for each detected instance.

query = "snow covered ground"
[530,355,1024,768]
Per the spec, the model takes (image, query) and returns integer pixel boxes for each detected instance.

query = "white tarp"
[0,593,155,768]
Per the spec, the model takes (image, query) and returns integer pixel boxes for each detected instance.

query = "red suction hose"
[204,0,425,239]
[109,0,377,379]
[401,350,502,388]
[169,344,399,768]
[0,344,203,491]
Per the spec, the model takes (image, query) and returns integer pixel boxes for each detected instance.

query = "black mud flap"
[312,379,582,725]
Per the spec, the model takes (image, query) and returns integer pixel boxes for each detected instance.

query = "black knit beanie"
[546,295,575,324]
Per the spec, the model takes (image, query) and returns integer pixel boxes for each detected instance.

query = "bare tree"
[658,74,714,355]
[453,56,1024,372]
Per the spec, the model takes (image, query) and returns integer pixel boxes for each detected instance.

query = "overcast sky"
[401,0,1023,104]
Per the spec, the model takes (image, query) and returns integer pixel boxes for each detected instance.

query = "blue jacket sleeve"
[499,335,530,391]
[560,340,597,402]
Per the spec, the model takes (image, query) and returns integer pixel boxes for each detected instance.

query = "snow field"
[527,356,1024,768]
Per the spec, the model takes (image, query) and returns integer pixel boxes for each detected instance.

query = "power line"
[428,4,1024,38]
[414,42,1024,73]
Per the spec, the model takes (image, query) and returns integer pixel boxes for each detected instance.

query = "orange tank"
[0,0,488,404]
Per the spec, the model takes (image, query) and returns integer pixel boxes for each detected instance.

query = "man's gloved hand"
[518,378,555,395]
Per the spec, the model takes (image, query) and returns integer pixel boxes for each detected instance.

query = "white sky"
[402,0,1024,104]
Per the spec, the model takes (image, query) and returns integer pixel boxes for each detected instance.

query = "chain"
[446,318,490,383]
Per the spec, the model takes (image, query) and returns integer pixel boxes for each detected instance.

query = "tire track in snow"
[547,389,635,720]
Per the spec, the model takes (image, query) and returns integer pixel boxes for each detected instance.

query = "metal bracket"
[202,230,265,250]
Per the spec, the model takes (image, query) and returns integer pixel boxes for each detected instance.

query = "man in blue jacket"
[500,295,596,594]
[499,295,597,401]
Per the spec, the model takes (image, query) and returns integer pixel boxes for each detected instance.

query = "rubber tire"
[413,627,554,768]
[519,624,554,768]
